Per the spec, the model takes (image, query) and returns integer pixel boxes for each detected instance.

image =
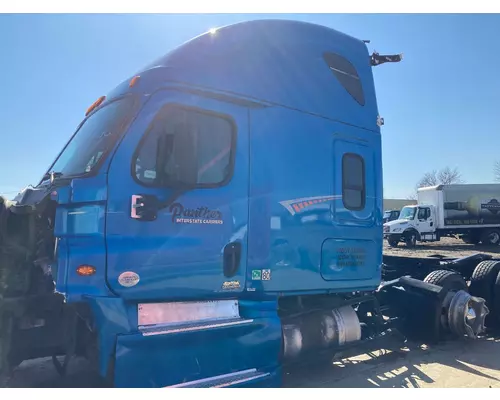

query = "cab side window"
[133,106,235,187]
[418,208,430,220]
[342,153,365,211]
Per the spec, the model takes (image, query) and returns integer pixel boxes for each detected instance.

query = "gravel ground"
[6,336,500,388]
[383,236,500,259]
[2,237,500,388]
[285,236,500,388]
[283,335,500,388]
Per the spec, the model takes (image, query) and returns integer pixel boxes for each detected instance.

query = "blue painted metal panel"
[134,19,379,132]
[245,106,382,294]
[114,317,282,388]
[105,90,250,301]
[84,296,135,378]
[84,296,281,388]
[52,176,113,300]
[42,19,387,387]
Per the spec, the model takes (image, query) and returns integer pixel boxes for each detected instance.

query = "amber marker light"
[129,75,140,87]
[76,265,96,276]
[85,96,106,116]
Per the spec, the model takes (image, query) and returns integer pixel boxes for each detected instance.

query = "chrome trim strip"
[213,373,271,388]
[139,318,254,336]
[166,368,270,388]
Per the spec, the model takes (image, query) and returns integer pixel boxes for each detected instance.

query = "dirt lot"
[292,236,500,388]
[5,336,500,388]
[283,335,500,388]
[2,237,500,388]
[383,236,500,259]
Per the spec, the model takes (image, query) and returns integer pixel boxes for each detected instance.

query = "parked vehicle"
[383,209,400,224]
[384,184,500,247]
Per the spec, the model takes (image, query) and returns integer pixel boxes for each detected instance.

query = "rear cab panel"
[246,109,381,294]
[239,21,382,294]
[324,131,380,283]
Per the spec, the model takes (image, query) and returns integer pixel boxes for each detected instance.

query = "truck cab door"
[321,132,381,283]
[416,206,435,237]
[105,89,249,301]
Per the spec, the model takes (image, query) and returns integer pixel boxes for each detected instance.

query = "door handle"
[130,194,160,221]
[223,242,242,278]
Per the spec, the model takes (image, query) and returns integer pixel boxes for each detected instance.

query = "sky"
[0,13,499,199]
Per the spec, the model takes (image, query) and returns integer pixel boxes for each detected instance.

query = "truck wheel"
[480,229,500,246]
[493,271,500,327]
[462,234,480,245]
[404,231,417,248]
[423,270,468,292]
[387,237,399,247]
[469,260,500,326]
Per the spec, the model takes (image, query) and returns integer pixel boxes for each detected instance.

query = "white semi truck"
[384,184,500,247]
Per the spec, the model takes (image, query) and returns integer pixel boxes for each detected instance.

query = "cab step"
[167,368,271,388]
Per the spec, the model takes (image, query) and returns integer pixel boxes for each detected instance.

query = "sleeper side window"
[342,153,366,211]
[133,106,235,187]
[323,52,365,106]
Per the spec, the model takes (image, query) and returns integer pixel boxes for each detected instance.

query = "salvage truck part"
[469,260,500,326]
[380,276,488,342]
[0,20,490,387]
[382,252,500,332]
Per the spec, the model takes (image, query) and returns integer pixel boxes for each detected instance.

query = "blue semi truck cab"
[0,20,491,388]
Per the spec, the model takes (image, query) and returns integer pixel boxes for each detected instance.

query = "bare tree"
[416,166,463,190]
[494,161,500,182]
[437,166,464,185]
[416,170,439,188]
[411,166,464,199]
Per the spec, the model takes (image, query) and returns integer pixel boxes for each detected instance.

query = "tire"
[493,271,500,327]
[480,229,500,246]
[404,231,417,248]
[469,260,500,326]
[388,237,399,247]
[462,234,480,245]
[423,270,468,292]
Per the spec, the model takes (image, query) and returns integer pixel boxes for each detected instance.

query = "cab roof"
[114,19,380,132]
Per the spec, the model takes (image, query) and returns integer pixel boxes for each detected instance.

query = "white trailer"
[383,184,500,247]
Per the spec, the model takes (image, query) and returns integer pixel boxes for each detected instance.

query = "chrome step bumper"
[167,368,271,388]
